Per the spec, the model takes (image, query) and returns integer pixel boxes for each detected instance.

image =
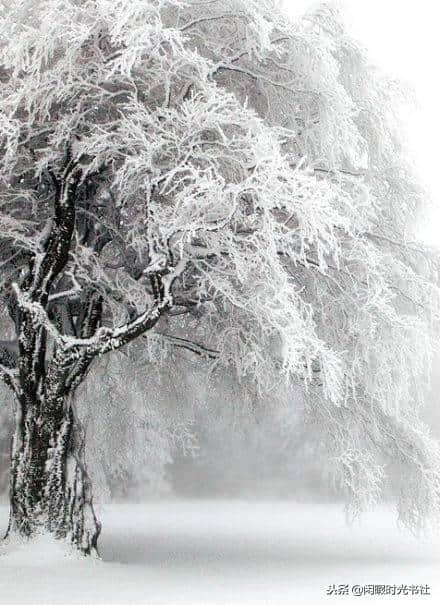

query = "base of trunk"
[4,507,101,557]
[6,402,101,556]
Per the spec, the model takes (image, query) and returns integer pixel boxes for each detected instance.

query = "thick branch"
[62,261,186,361]
[28,163,81,305]
[65,299,166,359]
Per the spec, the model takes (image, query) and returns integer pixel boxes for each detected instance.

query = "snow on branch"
[61,261,187,358]
[12,283,65,343]
[48,271,82,303]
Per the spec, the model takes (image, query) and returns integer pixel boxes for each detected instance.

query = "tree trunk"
[5,394,101,556]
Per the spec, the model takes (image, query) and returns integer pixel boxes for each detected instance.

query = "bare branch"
[157,333,219,359]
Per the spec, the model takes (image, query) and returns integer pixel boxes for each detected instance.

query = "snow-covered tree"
[1,0,440,554]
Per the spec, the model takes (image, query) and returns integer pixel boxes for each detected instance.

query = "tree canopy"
[0,0,440,539]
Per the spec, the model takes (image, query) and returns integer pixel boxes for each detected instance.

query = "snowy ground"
[0,500,440,604]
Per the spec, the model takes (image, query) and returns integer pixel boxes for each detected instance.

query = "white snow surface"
[1,500,440,604]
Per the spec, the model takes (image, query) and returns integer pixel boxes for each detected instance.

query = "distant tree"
[1,0,440,554]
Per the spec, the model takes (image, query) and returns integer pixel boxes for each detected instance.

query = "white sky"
[283,0,440,245]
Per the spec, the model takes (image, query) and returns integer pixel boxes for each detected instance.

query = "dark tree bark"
[1,278,169,554]
[0,146,178,555]
[1,165,103,553]
[7,392,101,555]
